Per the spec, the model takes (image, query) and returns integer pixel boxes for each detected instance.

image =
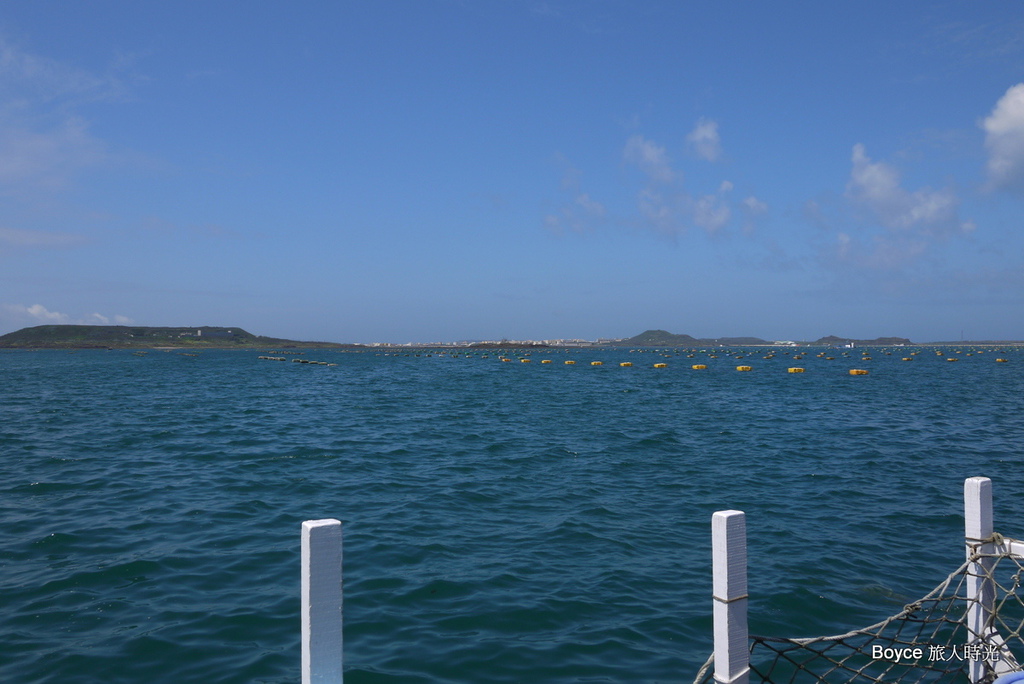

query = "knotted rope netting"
[694,534,1024,684]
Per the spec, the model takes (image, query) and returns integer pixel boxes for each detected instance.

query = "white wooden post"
[965,477,993,684]
[302,519,343,684]
[713,510,750,684]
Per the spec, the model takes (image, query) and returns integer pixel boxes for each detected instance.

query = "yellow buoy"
[849,369,869,375]
[946,358,958,362]
[902,357,913,361]
[736,366,752,372]
[591,361,602,366]
[541,359,552,364]
[620,362,632,367]
[520,358,531,363]
[788,367,805,373]
[565,360,576,365]
[997,358,1009,363]
[692,364,707,370]
[654,363,667,368]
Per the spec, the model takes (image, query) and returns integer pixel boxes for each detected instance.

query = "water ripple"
[1,348,1023,681]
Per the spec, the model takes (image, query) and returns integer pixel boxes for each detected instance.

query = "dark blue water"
[2,346,1023,683]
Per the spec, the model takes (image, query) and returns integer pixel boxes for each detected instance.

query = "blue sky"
[2,2,1024,343]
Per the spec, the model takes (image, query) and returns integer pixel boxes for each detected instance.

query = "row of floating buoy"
[490,358,878,373]
[265,346,1019,368]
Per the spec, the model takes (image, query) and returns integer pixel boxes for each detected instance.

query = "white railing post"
[302,519,343,684]
[713,510,750,684]
[965,477,993,684]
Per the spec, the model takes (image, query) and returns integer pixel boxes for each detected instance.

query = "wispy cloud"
[2,302,133,327]
[0,38,124,213]
[623,134,674,183]
[543,157,607,234]
[846,143,970,236]
[0,226,87,248]
[548,127,760,237]
[85,312,133,325]
[686,117,722,162]
[693,181,733,233]
[8,303,70,323]
[0,116,106,193]
[544,191,607,234]
[0,38,125,109]
[829,144,973,269]
[982,83,1024,192]
[622,133,752,236]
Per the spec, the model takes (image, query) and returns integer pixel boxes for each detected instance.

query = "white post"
[713,510,750,684]
[965,477,993,684]
[302,519,343,684]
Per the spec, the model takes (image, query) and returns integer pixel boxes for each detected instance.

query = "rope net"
[694,535,1024,684]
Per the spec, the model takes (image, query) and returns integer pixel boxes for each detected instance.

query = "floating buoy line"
[246,345,1019,375]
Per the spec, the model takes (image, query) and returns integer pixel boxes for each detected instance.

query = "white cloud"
[693,181,733,234]
[623,135,675,183]
[845,144,970,237]
[742,196,768,215]
[822,145,975,270]
[694,193,731,233]
[26,303,69,322]
[982,83,1024,191]
[2,303,133,327]
[551,135,751,238]
[2,303,71,324]
[574,192,605,218]
[686,117,722,162]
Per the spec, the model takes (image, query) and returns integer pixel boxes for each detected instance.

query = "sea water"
[2,346,1023,683]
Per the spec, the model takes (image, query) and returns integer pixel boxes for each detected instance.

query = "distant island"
[0,325,351,350]
[619,329,914,347]
[1,325,1018,350]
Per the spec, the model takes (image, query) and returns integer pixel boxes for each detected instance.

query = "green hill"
[622,330,699,346]
[0,325,349,349]
[621,329,770,346]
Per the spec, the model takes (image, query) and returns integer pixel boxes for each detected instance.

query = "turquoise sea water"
[2,346,1023,683]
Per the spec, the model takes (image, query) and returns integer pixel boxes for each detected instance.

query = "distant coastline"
[0,325,351,350]
[1,325,1021,350]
